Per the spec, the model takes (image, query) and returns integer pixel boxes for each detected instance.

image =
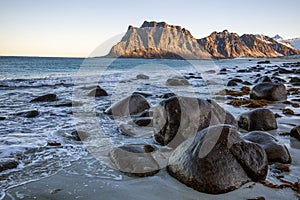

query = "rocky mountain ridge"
[105,21,300,59]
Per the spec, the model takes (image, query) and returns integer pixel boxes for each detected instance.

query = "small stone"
[290,126,300,141]
[257,60,270,64]
[69,130,88,141]
[227,80,238,86]
[282,108,294,115]
[15,110,39,118]
[47,142,61,147]
[275,165,290,172]
[133,117,152,126]
[160,93,176,99]
[0,116,6,120]
[247,197,265,200]
[0,158,19,172]
[254,76,272,83]
[136,74,149,79]
[30,94,58,102]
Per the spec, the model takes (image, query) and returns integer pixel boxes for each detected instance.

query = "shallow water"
[0,56,300,199]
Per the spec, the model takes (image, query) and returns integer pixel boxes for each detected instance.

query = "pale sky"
[1,0,300,57]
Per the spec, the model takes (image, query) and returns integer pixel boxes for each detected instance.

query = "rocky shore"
[1,59,300,199]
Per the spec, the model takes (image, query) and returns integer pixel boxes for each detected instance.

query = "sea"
[0,56,300,199]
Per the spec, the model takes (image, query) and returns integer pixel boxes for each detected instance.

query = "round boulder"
[109,144,159,177]
[237,108,277,131]
[136,74,149,80]
[87,86,108,97]
[104,94,150,117]
[250,82,287,101]
[167,125,268,194]
[166,77,190,86]
[290,126,300,141]
[227,80,238,86]
[243,131,292,164]
[153,96,238,146]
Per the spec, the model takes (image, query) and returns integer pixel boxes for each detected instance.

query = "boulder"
[54,101,83,107]
[0,158,19,172]
[132,91,152,97]
[15,110,39,118]
[254,76,272,83]
[133,117,152,126]
[30,94,58,102]
[237,108,277,131]
[167,125,268,194]
[109,144,159,177]
[242,81,252,85]
[243,131,292,164]
[257,60,270,64]
[250,82,287,101]
[104,94,150,117]
[153,96,238,146]
[290,77,300,85]
[118,122,153,138]
[227,80,238,86]
[136,74,150,80]
[87,86,108,97]
[277,67,293,74]
[166,77,190,86]
[290,126,300,141]
[160,93,176,99]
[271,77,286,83]
[231,78,243,83]
[68,130,88,141]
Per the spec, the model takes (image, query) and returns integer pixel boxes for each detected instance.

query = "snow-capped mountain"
[287,38,300,50]
[273,35,300,50]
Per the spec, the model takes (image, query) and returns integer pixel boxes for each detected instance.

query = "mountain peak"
[141,21,169,28]
[273,34,284,41]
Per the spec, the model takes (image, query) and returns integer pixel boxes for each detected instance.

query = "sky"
[1,0,300,57]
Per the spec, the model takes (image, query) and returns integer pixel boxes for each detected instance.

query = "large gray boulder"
[104,94,150,117]
[237,108,277,131]
[167,125,268,194]
[109,144,159,177]
[153,96,237,146]
[243,131,292,164]
[250,82,287,101]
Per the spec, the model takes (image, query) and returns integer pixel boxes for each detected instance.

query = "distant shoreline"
[0,55,86,59]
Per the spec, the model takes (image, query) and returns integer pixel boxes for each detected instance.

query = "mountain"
[272,35,298,50]
[288,38,300,50]
[106,21,300,59]
[198,31,299,58]
[106,21,211,59]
